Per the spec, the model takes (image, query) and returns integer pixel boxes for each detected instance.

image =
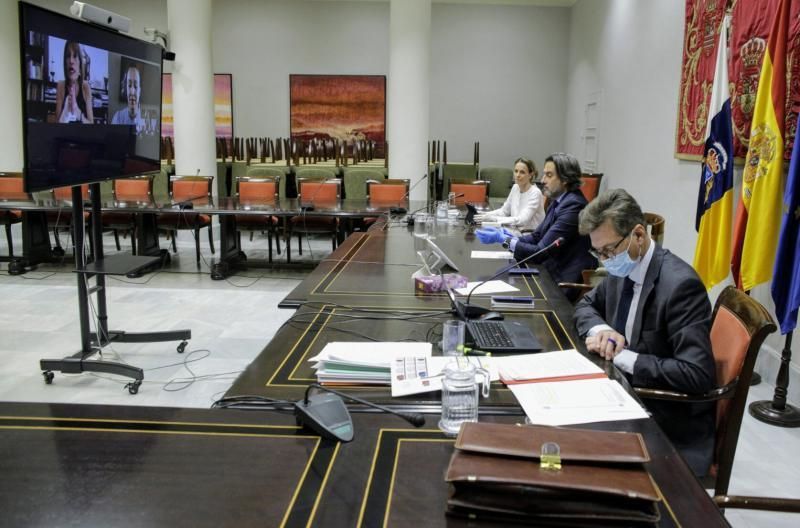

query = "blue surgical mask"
[603,235,639,277]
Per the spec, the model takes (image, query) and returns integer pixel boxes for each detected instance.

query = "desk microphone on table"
[295,383,425,442]
[389,172,428,216]
[458,237,564,317]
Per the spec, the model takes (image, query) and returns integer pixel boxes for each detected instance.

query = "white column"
[388,0,431,200]
[167,0,216,184]
[0,0,23,171]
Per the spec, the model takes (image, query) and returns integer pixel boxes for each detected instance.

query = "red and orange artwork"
[290,75,385,155]
[160,73,233,139]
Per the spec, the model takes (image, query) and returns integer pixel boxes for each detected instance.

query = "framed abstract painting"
[290,74,386,156]
[161,73,233,139]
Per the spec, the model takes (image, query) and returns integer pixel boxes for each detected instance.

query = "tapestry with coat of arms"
[675,0,800,161]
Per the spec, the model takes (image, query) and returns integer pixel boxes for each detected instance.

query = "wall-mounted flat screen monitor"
[19,2,163,193]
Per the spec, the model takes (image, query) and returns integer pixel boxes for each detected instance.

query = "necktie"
[613,277,635,338]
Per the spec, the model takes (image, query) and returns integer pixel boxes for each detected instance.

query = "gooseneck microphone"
[295,383,425,442]
[461,237,565,314]
[390,172,428,215]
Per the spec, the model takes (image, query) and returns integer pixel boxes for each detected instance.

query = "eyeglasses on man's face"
[589,234,628,261]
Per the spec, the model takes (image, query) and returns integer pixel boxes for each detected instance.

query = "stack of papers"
[390,356,498,397]
[309,342,432,385]
[493,350,607,384]
[508,378,649,426]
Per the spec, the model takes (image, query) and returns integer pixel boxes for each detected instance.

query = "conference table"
[0,192,432,277]
[0,199,729,526]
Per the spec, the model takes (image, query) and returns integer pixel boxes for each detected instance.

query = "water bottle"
[438,360,490,436]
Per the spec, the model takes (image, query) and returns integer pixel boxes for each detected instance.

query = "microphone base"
[457,301,493,319]
[294,392,354,443]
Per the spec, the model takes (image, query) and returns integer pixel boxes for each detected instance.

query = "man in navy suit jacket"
[476,153,596,300]
[573,188,716,477]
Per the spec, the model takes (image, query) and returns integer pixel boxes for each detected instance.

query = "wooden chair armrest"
[714,495,800,513]
[634,380,737,402]
[558,282,593,292]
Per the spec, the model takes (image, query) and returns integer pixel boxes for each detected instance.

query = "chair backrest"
[237,176,279,201]
[295,168,337,181]
[368,180,409,202]
[450,181,488,205]
[479,167,514,198]
[442,162,479,197]
[580,172,603,202]
[114,176,153,201]
[644,212,665,245]
[709,286,777,497]
[170,176,213,201]
[344,169,387,199]
[298,179,340,202]
[0,173,24,195]
[53,184,90,201]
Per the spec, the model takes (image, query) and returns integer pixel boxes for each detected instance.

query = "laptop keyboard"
[470,321,515,348]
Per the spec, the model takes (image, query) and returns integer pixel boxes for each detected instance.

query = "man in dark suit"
[573,188,716,476]
[475,153,596,300]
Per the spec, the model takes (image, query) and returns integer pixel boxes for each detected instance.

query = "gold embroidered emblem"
[743,124,777,185]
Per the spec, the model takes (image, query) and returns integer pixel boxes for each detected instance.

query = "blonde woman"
[476,157,544,232]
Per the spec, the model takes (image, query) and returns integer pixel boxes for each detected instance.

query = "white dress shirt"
[588,240,656,374]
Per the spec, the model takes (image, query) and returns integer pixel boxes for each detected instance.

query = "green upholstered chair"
[442,163,479,198]
[479,167,514,198]
[0,173,24,257]
[343,168,387,199]
[158,176,215,266]
[235,175,281,262]
[241,166,290,197]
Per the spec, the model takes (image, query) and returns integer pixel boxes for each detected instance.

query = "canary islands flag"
[731,0,789,291]
[693,17,733,290]
[772,127,800,334]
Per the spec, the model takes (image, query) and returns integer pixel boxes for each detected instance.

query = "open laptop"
[443,281,543,354]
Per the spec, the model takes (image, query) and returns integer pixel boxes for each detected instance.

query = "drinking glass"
[413,213,432,251]
[442,320,465,357]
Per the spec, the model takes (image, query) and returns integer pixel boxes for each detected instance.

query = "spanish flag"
[731,0,789,291]
[693,17,733,290]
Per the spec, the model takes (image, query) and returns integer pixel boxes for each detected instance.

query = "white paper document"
[494,350,605,383]
[508,378,648,426]
[309,342,432,385]
[455,280,519,295]
[470,250,514,260]
[390,356,498,397]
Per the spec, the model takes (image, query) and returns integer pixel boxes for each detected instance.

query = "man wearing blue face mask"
[573,188,716,477]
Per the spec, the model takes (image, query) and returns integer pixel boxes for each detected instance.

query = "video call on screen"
[20,3,164,192]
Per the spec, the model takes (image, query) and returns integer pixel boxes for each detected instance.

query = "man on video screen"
[111,64,144,133]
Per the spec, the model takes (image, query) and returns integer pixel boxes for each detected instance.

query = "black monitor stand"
[39,182,192,394]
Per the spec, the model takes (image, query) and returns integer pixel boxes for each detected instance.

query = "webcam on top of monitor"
[70,2,131,33]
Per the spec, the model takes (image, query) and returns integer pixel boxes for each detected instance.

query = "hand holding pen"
[585,329,625,360]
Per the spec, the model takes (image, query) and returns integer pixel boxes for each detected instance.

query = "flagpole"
[749,330,800,427]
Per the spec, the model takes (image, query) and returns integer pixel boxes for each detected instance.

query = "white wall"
[565,0,799,397]
[211,0,391,143]
[430,3,570,167]
[23,0,568,170]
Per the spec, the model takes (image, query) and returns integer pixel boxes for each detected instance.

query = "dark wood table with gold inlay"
[0,402,726,527]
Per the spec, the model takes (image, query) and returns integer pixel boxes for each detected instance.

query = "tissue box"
[414,271,467,294]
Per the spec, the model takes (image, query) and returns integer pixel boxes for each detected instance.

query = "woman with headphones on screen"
[55,41,93,124]
[475,157,545,233]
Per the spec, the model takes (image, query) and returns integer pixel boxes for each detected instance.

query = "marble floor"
[0,226,798,527]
